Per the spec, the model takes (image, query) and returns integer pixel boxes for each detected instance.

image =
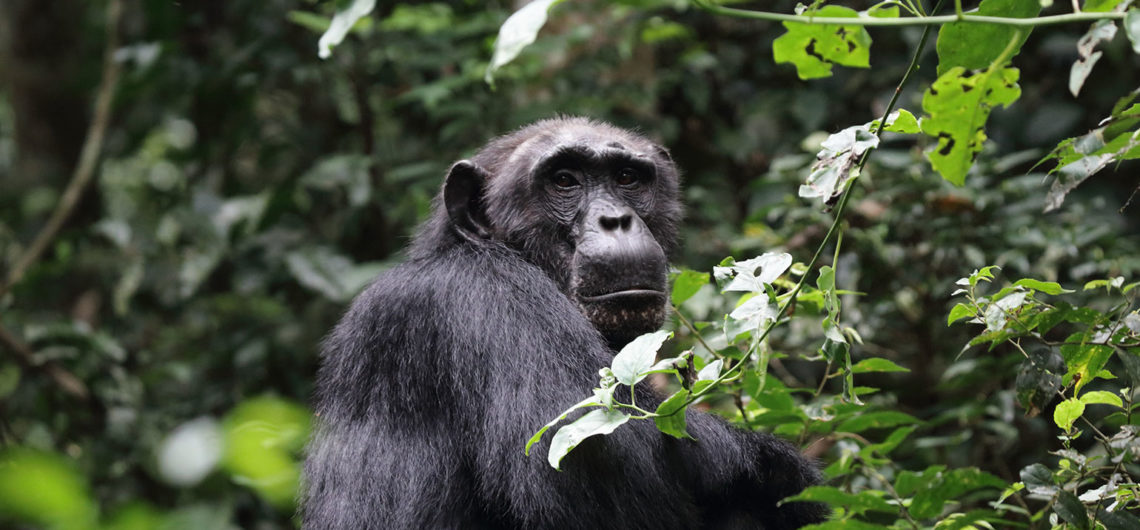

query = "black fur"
[302,118,827,529]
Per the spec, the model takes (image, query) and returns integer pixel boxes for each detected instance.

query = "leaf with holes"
[772,6,872,80]
[936,0,1039,75]
[921,66,1021,185]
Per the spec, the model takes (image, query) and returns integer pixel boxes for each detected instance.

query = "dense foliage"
[0,0,1138,528]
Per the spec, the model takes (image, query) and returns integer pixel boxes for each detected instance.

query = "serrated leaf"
[921,67,1022,185]
[1079,390,1123,408]
[654,389,693,439]
[772,6,872,80]
[317,0,376,59]
[547,409,629,470]
[611,330,672,386]
[850,358,910,374]
[1053,398,1085,431]
[936,0,1039,75]
[671,269,708,306]
[485,0,563,85]
[1070,20,1117,96]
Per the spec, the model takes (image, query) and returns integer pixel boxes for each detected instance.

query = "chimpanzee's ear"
[444,160,492,243]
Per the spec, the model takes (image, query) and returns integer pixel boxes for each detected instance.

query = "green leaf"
[1019,463,1056,495]
[909,468,1006,520]
[1126,10,1140,54]
[547,409,630,470]
[525,395,602,455]
[1053,398,1085,431]
[921,67,1022,185]
[1079,390,1123,408]
[0,364,19,399]
[783,486,895,516]
[317,0,376,59]
[948,302,975,326]
[1012,278,1073,295]
[611,330,672,386]
[850,358,910,374]
[935,0,1039,75]
[1084,0,1126,12]
[1042,123,1140,212]
[654,389,693,439]
[1053,490,1090,530]
[884,109,919,133]
[0,449,97,528]
[1015,349,1063,413]
[836,411,919,433]
[1116,348,1140,387]
[1070,20,1117,97]
[772,6,872,80]
[671,269,708,306]
[866,426,917,455]
[1100,509,1140,530]
[1060,336,1114,393]
[485,0,564,85]
[221,397,311,508]
[696,359,723,382]
[287,11,331,34]
[285,247,388,303]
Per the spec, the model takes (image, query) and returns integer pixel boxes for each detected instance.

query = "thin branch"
[0,325,89,401]
[0,0,123,298]
[0,0,122,402]
[691,0,1124,27]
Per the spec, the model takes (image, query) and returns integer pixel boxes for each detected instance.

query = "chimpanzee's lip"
[579,289,666,303]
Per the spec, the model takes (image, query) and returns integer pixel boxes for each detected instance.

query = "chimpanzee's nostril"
[599,214,633,232]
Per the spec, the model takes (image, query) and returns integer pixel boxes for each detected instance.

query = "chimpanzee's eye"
[616,167,640,186]
[553,170,579,189]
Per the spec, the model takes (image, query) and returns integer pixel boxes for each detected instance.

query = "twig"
[691,0,1123,27]
[0,0,122,402]
[0,0,123,298]
[0,325,89,400]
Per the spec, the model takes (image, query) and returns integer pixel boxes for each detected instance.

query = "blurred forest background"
[0,0,1138,528]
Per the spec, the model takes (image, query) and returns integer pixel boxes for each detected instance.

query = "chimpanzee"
[302,117,827,529]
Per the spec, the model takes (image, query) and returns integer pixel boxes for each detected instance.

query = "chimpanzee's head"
[432,117,682,347]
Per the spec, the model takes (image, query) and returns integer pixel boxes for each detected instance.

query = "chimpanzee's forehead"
[505,124,656,167]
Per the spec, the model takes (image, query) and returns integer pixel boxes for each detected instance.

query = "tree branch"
[691,0,1124,27]
[0,0,123,298]
[0,0,122,402]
